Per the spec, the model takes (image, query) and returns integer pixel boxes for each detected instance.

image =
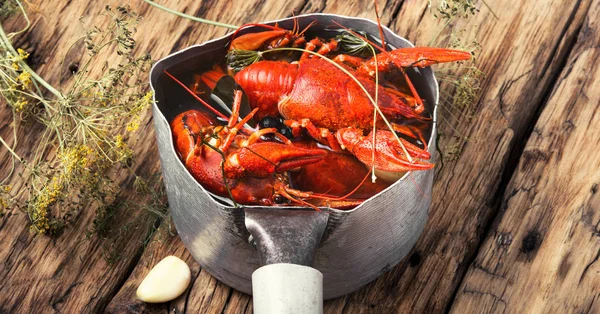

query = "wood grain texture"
[108,1,595,313]
[328,0,593,312]
[105,222,253,314]
[0,1,168,309]
[1,0,599,313]
[450,0,600,312]
[0,0,304,313]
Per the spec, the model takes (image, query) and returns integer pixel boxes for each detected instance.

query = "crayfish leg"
[284,118,343,152]
[300,38,338,60]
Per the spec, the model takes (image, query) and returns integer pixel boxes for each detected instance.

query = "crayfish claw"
[224,142,326,179]
[336,127,433,173]
[360,47,472,73]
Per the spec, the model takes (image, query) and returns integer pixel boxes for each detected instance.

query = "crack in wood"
[219,288,235,313]
[181,266,202,314]
[472,262,506,280]
[389,0,405,26]
[292,0,312,15]
[579,248,600,285]
[445,1,593,311]
[538,0,584,79]
[50,281,82,311]
[98,218,162,313]
[583,294,597,314]
[497,69,533,121]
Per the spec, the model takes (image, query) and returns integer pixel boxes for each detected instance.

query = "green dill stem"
[429,19,452,46]
[0,115,19,185]
[0,135,24,163]
[142,0,238,29]
[9,0,31,37]
[0,25,64,100]
[481,0,499,20]
[368,44,379,182]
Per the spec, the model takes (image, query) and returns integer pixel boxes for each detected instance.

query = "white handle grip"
[252,263,323,314]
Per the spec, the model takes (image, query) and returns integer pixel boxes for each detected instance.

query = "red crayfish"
[203,21,471,173]
[170,19,471,208]
[170,83,370,209]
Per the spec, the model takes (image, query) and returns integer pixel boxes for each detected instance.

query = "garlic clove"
[136,255,191,303]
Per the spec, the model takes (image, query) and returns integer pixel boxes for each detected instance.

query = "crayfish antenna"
[164,70,255,137]
[164,70,229,121]
[373,0,387,52]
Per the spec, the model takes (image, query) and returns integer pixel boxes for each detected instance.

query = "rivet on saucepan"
[136,255,191,303]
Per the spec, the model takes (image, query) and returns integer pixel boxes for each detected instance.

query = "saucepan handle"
[252,263,323,314]
[244,208,329,314]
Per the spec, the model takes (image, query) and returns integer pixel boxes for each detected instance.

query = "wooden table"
[1,0,599,313]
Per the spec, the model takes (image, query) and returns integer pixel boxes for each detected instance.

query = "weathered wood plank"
[106,0,595,313]
[450,0,600,312]
[105,222,252,314]
[0,0,304,313]
[4,0,599,313]
[0,0,166,309]
[325,0,594,313]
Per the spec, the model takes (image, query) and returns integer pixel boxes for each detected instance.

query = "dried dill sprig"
[226,49,263,72]
[425,0,489,162]
[440,29,484,112]
[0,2,157,235]
[432,27,485,162]
[429,0,497,21]
[0,0,19,20]
[430,0,479,20]
[336,30,371,56]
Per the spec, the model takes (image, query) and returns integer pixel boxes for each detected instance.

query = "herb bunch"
[430,0,479,20]
[426,1,490,163]
[0,2,155,235]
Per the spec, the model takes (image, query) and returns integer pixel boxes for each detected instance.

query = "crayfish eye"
[273,194,286,204]
[259,116,283,129]
[278,125,293,139]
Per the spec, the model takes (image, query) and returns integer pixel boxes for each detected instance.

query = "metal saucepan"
[150,13,438,313]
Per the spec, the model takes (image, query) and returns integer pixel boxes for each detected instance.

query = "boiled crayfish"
[204,21,471,173]
[170,85,367,209]
[171,19,471,208]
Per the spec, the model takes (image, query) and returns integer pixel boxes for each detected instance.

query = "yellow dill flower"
[13,99,27,112]
[12,62,20,70]
[82,144,93,155]
[17,71,32,88]
[30,212,50,234]
[143,91,153,103]
[126,120,140,131]
[115,134,125,148]
[17,48,29,59]
[0,198,8,211]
